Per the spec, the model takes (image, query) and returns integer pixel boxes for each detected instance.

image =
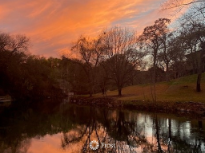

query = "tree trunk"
[196,49,203,92]
[152,54,157,103]
[196,73,202,92]
[166,63,169,81]
[118,88,122,96]
[153,56,157,83]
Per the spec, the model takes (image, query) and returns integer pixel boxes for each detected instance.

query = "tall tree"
[101,27,146,96]
[138,18,171,83]
[71,35,106,96]
[157,32,174,81]
[0,33,29,95]
[168,34,187,78]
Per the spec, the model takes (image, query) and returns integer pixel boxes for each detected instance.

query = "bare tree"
[0,33,29,53]
[71,27,146,96]
[0,33,10,51]
[71,35,106,96]
[138,18,170,102]
[138,18,171,82]
[162,0,204,10]
[157,32,175,81]
[101,27,146,96]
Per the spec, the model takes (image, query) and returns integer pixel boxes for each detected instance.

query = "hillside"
[97,73,205,102]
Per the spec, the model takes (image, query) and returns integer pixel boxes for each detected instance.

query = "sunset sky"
[0,0,187,57]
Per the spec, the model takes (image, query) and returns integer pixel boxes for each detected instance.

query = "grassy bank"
[69,74,205,116]
[95,73,205,103]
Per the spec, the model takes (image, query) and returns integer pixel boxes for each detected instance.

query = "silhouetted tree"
[138,18,171,83]
[101,27,146,96]
[71,35,106,96]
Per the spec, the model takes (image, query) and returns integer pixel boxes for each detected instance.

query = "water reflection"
[0,103,205,153]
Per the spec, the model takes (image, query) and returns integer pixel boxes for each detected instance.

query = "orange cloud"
[0,0,184,57]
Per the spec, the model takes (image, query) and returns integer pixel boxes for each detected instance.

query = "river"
[0,102,205,153]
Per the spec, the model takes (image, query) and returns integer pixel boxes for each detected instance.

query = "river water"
[0,103,205,153]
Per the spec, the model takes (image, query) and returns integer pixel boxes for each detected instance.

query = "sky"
[0,0,186,58]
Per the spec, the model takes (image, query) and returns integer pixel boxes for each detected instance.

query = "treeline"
[1,10,205,100]
[0,33,65,100]
[67,16,205,96]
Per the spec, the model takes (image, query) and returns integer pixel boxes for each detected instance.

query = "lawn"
[95,73,205,103]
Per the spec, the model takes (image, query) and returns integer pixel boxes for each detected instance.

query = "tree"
[95,63,109,95]
[162,0,204,10]
[157,32,174,81]
[0,32,65,100]
[71,27,146,96]
[101,27,146,96]
[162,0,205,24]
[0,33,10,51]
[179,21,205,92]
[163,0,205,92]
[71,35,106,96]
[168,35,187,78]
[103,54,135,96]
[138,18,171,83]
[0,33,29,96]
[60,57,90,95]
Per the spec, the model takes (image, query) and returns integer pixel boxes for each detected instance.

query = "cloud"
[0,0,180,57]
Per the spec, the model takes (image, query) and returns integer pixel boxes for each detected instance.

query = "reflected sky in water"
[0,103,205,153]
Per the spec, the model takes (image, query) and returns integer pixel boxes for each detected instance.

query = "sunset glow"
[0,0,182,57]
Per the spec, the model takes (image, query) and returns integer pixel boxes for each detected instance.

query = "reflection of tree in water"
[1,103,205,153]
[61,108,205,153]
[61,107,115,152]
[0,101,73,153]
[60,108,161,152]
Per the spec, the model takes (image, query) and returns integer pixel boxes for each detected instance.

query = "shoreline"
[69,97,205,118]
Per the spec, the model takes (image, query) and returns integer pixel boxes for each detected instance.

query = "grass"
[95,73,205,103]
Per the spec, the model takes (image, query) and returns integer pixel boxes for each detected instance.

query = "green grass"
[95,73,205,103]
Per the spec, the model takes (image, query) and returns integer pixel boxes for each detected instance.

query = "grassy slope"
[95,73,205,102]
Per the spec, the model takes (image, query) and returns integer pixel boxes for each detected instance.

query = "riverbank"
[69,97,205,118]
